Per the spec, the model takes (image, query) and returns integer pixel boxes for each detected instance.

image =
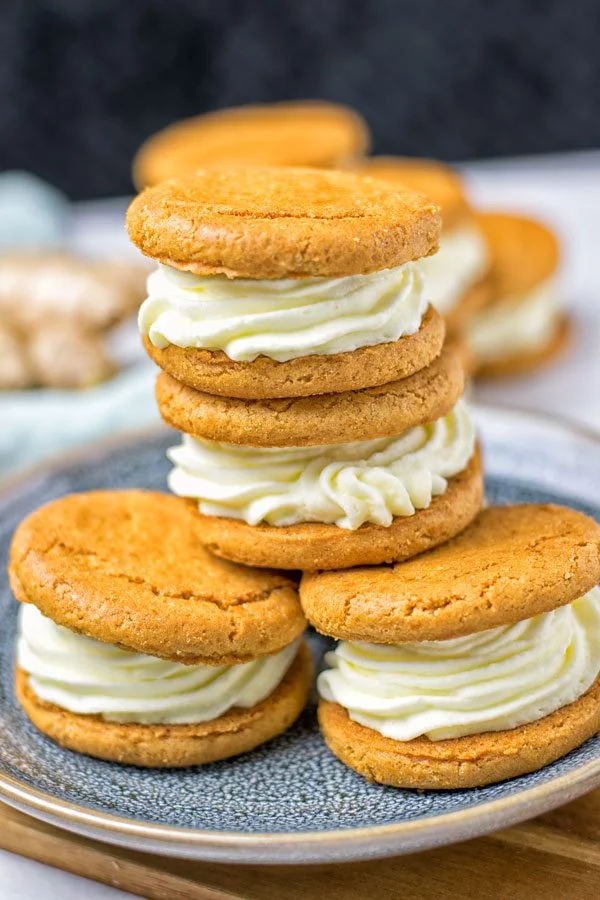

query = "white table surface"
[1,149,599,898]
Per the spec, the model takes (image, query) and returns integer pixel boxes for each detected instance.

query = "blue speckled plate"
[1,404,600,864]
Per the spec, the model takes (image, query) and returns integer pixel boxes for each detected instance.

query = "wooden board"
[1,792,600,900]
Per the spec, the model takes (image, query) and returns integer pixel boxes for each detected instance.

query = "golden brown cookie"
[318,678,600,789]
[155,346,464,447]
[133,101,371,188]
[475,314,572,380]
[16,642,312,768]
[300,504,600,642]
[143,305,445,400]
[476,211,559,299]
[355,156,471,231]
[9,490,306,666]
[194,451,482,571]
[126,167,441,279]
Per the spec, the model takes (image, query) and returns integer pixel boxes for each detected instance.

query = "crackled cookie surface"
[10,490,306,665]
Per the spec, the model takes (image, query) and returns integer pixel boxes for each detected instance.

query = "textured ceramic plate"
[1,404,600,864]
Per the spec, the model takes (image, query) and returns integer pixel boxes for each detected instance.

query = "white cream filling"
[318,588,600,741]
[419,225,489,316]
[468,278,560,363]
[17,604,299,725]
[167,400,476,530]
[138,261,428,362]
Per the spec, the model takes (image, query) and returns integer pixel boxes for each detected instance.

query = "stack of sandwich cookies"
[128,167,483,571]
[468,212,569,377]
[11,490,310,767]
[303,504,600,788]
[133,100,370,188]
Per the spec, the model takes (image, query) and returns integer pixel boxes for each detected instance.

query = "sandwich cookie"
[11,490,310,766]
[165,395,482,571]
[308,504,600,788]
[133,100,371,188]
[468,213,569,378]
[129,167,444,399]
[357,157,491,331]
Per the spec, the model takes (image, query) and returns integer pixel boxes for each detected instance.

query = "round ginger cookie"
[143,305,445,400]
[126,167,441,279]
[356,156,471,232]
[476,211,560,299]
[300,504,600,642]
[155,346,464,447]
[193,451,483,571]
[318,678,600,789]
[9,490,306,666]
[475,314,572,380]
[16,642,312,768]
[133,100,370,188]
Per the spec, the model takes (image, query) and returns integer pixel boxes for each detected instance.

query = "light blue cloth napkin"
[0,362,161,478]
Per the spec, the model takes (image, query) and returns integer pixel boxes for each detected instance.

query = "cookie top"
[477,212,560,298]
[155,346,464,447]
[356,157,471,232]
[126,167,441,278]
[300,504,600,643]
[9,490,306,666]
[133,100,371,187]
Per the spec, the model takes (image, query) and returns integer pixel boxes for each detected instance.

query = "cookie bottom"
[475,315,572,380]
[16,643,312,768]
[318,677,600,789]
[195,450,483,570]
[143,306,444,400]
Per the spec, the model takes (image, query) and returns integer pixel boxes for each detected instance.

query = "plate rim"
[1,757,600,863]
[1,402,600,864]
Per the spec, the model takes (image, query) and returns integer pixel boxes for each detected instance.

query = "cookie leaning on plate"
[307,504,600,788]
[11,490,310,766]
[128,166,444,399]
[132,100,371,188]
[356,157,492,332]
[468,213,569,378]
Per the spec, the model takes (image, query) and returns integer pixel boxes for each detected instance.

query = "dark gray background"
[0,0,598,199]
